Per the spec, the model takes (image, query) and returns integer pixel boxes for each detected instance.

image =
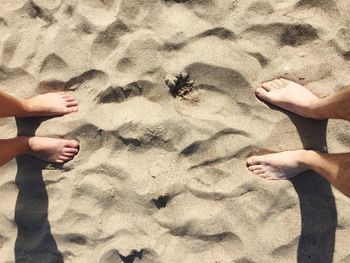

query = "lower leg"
[317,87,350,121]
[0,137,30,166]
[303,151,350,197]
[0,136,80,167]
[0,91,27,118]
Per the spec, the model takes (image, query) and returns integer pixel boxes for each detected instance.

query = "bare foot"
[246,150,310,180]
[255,78,324,119]
[27,137,79,164]
[23,92,79,117]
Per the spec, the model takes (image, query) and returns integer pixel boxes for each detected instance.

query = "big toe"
[246,156,262,166]
[255,87,273,102]
[66,139,79,148]
[66,100,79,107]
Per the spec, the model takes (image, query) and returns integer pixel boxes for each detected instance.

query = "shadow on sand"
[14,118,63,263]
[288,113,337,263]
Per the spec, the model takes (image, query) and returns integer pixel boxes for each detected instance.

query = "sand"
[0,0,350,262]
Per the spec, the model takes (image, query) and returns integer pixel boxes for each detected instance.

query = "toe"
[66,139,79,148]
[59,156,73,162]
[71,106,79,112]
[66,100,79,107]
[255,87,273,102]
[272,79,284,87]
[246,156,261,166]
[65,106,79,113]
[64,96,76,102]
[248,165,263,171]
[63,152,76,157]
[252,169,264,175]
[59,156,72,162]
[261,82,274,91]
[55,159,65,164]
[259,173,269,179]
[268,80,281,89]
[64,147,79,153]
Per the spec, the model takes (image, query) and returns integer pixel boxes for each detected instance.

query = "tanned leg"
[318,87,350,121]
[0,90,79,118]
[0,137,80,166]
[306,151,350,197]
[0,137,30,166]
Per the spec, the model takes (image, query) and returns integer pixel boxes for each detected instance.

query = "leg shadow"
[15,118,63,263]
[290,172,337,263]
[288,113,337,263]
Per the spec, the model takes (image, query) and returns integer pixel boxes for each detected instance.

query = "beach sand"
[0,0,349,262]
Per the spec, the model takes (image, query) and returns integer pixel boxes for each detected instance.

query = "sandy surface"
[0,0,350,262]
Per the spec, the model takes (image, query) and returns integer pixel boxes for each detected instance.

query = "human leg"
[248,79,350,196]
[0,137,30,166]
[0,90,80,167]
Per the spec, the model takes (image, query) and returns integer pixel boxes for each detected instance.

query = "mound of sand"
[0,0,349,262]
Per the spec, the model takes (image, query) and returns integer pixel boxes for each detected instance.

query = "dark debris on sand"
[165,71,195,98]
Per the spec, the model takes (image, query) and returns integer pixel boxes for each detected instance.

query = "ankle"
[309,98,328,120]
[15,136,31,154]
[20,99,33,115]
[298,150,320,169]
[294,149,309,167]
[26,136,41,153]
[15,98,36,118]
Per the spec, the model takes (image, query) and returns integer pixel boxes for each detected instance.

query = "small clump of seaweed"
[165,71,195,98]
